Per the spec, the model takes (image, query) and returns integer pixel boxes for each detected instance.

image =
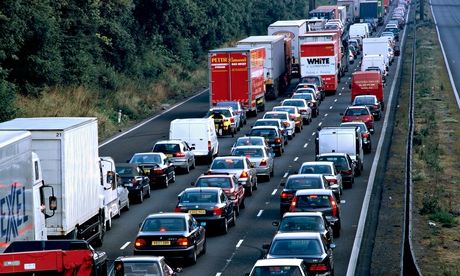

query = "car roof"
[183,187,222,193]
[251,126,279,130]
[236,136,265,141]
[300,161,335,167]
[132,152,164,156]
[295,189,334,196]
[318,152,349,158]
[341,122,366,127]
[233,145,267,150]
[116,163,140,167]
[253,258,305,267]
[265,111,289,115]
[282,211,324,218]
[256,118,281,122]
[214,156,247,160]
[287,174,324,179]
[346,105,369,110]
[145,212,190,219]
[115,255,163,262]
[154,139,184,144]
[273,232,321,240]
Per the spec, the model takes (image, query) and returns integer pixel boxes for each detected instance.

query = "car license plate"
[152,241,171,246]
[188,210,206,215]
[166,154,173,158]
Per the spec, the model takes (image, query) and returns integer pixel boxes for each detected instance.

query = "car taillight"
[374,104,380,109]
[260,159,267,166]
[174,207,182,212]
[330,197,338,217]
[299,109,307,113]
[289,114,296,120]
[176,237,189,246]
[153,168,164,175]
[341,169,353,175]
[174,152,186,157]
[283,121,290,127]
[240,171,249,178]
[213,207,223,216]
[230,117,235,123]
[280,192,293,200]
[289,196,298,211]
[309,263,329,272]
[327,178,338,184]
[274,138,282,144]
[363,133,370,138]
[134,238,146,248]
[208,141,212,152]
[342,117,350,122]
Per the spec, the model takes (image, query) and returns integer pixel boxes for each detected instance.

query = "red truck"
[0,240,107,276]
[351,71,384,107]
[384,0,390,14]
[300,41,340,95]
[209,47,266,116]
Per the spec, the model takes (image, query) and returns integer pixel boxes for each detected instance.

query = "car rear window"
[249,129,277,138]
[216,102,238,109]
[251,266,302,276]
[300,165,332,174]
[153,143,180,154]
[195,177,232,188]
[273,107,295,114]
[211,158,244,169]
[264,113,287,120]
[235,138,263,146]
[180,192,218,203]
[286,177,322,189]
[141,218,186,232]
[345,108,369,116]
[279,216,324,232]
[282,100,304,107]
[270,239,322,256]
[317,156,349,170]
[130,154,161,164]
[353,96,375,105]
[297,195,331,208]
[122,262,161,275]
[232,148,264,158]
[254,121,278,128]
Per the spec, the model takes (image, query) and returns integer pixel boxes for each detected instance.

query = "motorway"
[430,0,460,107]
[99,13,402,276]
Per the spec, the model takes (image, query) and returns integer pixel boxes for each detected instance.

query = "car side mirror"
[262,244,270,250]
[190,146,195,150]
[272,221,280,227]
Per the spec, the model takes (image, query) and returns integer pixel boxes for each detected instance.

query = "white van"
[315,126,364,175]
[169,118,219,163]
[349,23,369,40]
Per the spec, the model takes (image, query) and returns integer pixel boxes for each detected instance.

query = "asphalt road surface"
[99,15,403,276]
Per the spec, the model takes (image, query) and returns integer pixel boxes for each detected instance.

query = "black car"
[248,126,285,156]
[289,189,341,236]
[133,213,206,264]
[316,153,355,188]
[129,152,176,188]
[264,232,335,276]
[279,174,330,216]
[116,163,151,203]
[175,187,236,234]
[273,212,334,249]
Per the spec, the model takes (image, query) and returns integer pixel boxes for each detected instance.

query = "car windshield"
[285,177,322,189]
[121,262,161,276]
[141,218,186,232]
[264,113,287,120]
[130,154,161,164]
[279,216,325,232]
[235,138,264,147]
[254,121,278,127]
[270,238,323,256]
[282,100,304,107]
[216,102,238,110]
[345,108,369,116]
[180,192,218,203]
[232,148,264,158]
[116,166,138,177]
[211,158,244,169]
[249,129,277,138]
[195,177,232,188]
[297,195,331,208]
[250,266,302,276]
[354,96,375,105]
[317,156,349,170]
[153,143,180,154]
[300,165,332,174]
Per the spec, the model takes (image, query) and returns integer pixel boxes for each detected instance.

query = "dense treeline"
[0,0,309,124]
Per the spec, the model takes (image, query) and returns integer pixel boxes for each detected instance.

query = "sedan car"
[384,27,400,41]
[352,94,383,120]
[289,189,341,236]
[291,92,319,117]
[230,136,271,153]
[215,101,247,127]
[129,152,176,188]
[263,111,296,139]
[133,213,206,264]
[253,119,288,144]
[247,258,311,276]
[298,161,343,199]
[281,100,312,124]
[192,174,245,215]
[279,174,331,215]
[231,145,275,181]
[264,232,335,276]
[175,187,236,234]
[116,163,151,203]
[208,156,258,196]
[316,153,355,188]
[273,212,334,248]
[272,106,303,133]
[295,83,321,101]
[248,126,285,157]
[113,256,179,276]
[152,140,196,173]
[340,105,374,132]
[340,122,372,153]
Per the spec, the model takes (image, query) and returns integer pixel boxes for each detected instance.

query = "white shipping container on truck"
[363,37,392,67]
[0,118,105,246]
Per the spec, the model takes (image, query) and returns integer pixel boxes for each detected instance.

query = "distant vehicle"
[113,256,180,276]
[316,153,356,188]
[152,140,196,173]
[231,145,275,181]
[116,174,130,212]
[129,152,176,188]
[263,111,296,139]
[291,92,319,117]
[298,161,343,199]
[273,106,303,132]
[340,122,373,153]
[352,94,383,121]
[341,105,375,132]
[280,99,312,124]
[133,213,206,264]
[215,101,247,126]
[253,119,289,143]
[116,163,151,203]
[206,107,237,136]
[248,126,286,156]
[230,136,271,153]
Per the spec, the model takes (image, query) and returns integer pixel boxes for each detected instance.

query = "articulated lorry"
[359,0,384,25]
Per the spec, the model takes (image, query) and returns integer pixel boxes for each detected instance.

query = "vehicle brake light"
[283,121,290,127]
[240,171,249,178]
[363,133,370,138]
[280,192,293,199]
[342,169,353,175]
[260,159,267,166]
[309,263,328,272]
[208,141,212,152]
[230,117,235,123]
[153,168,164,175]
[213,207,223,216]
[289,114,296,120]
[327,178,338,184]
[374,104,380,109]
[330,197,338,217]
[274,138,282,144]
[134,238,146,248]
[174,207,182,212]
[289,196,298,211]
[174,152,186,157]
[176,237,189,246]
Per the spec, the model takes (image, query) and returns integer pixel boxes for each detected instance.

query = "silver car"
[298,161,343,199]
[230,136,270,154]
[280,99,312,124]
[116,174,130,212]
[253,119,288,145]
[263,111,296,139]
[231,145,275,182]
[152,140,196,173]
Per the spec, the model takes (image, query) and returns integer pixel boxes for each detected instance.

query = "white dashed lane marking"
[283,172,288,178]
[272,189,278,196]
[330,106,333,109]
[303,143,308,148]
[318,122,322,127]
[257,210,264,217]
[294,157,299,162]
[236,239,244,248]
[334,99,338,102]
[120,242,130,250]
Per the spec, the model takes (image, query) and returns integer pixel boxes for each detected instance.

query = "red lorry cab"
[351,71,384,103]
[209,47,266,116]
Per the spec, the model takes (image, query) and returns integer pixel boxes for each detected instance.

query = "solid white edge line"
[294,157,299,162]
[272,189,278,195]
[430,0,460,109]
[120,241,131,250]
[257,210,264,217]
[99,89,209,147]
[346,6,409,276]
[236,239,244,248]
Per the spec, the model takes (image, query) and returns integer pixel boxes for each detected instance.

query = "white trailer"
[363,37,393,67]
[0,118,106,246]
[237,35,286,99]
[268,20,308,78]
[338,6,348,27]
[0,131,55,251]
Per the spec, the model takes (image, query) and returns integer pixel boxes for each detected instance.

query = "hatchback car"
[279,174,331,215]
[264,232,335,275]
[208,156,258,196]
[206,107,237,136]
[116,163,151,203]
[133,213,206,264]
[114,256,179,276]
[192,174,245,215]
[263,111,296,139]
[129,152,176,188]
[248,126,286,156]
[230,136,270,153]
[215,101,247,127]
[298,161,343,199]
[352,94,383,121]
[292,92,319,117]
[340,122,372,153]
[248,258,311,276]
[316,153,355,188]
[384,27,400,41]
[341,105,374,132]
[175,187,236,234]
[152,140,196,173]
[273,106,303,133]
[281,100,312,124]
[231,145,275,181]
[289,189,341,236]
[253,119,288,144]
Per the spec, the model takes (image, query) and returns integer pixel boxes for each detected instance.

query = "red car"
[340,106,374,132]
[192,174,245,215]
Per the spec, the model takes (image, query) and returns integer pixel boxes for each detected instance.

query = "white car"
[247,258,310,276]
[263,111,296,139]
[281,99,312,124]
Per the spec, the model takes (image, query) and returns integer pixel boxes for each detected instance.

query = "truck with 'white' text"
[0,131,56,252]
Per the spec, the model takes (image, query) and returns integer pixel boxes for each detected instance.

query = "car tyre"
[138,190,144,203]
[170,171,176,183]
[191,158,196,169]
[221,218,229,234]
[146,186,151,198]
[230,211,237,227]
[188,247,197,265]
[240,198,246,209]
[185,163,190,174]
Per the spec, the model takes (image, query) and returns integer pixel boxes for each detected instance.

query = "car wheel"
[170,171,176,183]
[246,185,253,197]
[124,198,130,211]
[146,186,151,198]
[138,190,144,203]
[270,166,274,177]
[240,197,246,209]
[191,158,196,169]
[164,178,169,188]
[235,204,240,216]
[230,211,237,227]
[221,218,229,234]
[188,247,197,264]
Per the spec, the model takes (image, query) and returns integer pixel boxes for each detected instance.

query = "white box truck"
[268,20,308,78]
[315,127,364,174]
[0,118,106,246]
[0,131,56,251]
[237,35,286,99]
[363,37,393,67]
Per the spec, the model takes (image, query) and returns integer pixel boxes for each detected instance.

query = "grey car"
[231,145,275,182]
[152,140,196,173]
[116,174,130,212]
[230,136,271,154]
[253,119,289,144]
